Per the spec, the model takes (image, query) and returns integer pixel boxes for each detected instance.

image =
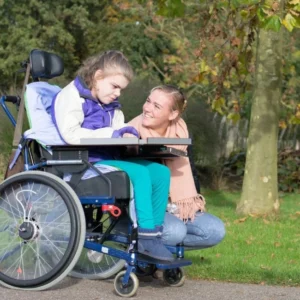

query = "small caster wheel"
[114,270,139,297]
[163,267,185,287]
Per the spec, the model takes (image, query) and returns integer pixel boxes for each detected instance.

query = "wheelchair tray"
[49,138,191,158]
[137,254,192,269]
[79,137,191,146]
[79,137,190,157]
[79,137,140,145]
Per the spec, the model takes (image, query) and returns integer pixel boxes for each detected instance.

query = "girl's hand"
[112,126,139,138]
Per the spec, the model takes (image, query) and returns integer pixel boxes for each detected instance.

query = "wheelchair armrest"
[50,146,89,174]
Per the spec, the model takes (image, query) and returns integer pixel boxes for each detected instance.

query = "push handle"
[4,96,20,104]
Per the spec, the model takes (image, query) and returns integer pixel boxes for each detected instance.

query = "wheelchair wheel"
[163,268,185,287]
[69,213,129,279]
[0,171,86,290]
[135,263,156,277]
[114,270,139,298]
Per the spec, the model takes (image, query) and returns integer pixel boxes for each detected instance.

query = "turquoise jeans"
[99,159,170,230]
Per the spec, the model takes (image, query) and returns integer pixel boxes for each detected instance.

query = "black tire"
[163,268,185,287]
[0,171,86,290]
[135,263,156,277]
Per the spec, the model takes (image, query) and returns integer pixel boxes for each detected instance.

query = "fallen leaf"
[249,213,259,218]
[288,260,296,264]
[260,265,272,270]
[234,217,248,224]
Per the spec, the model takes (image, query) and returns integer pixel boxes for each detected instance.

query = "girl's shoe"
[138,227,174,261]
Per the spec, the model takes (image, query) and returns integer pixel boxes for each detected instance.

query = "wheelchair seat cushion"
[72,171,131,200]
[63,164,131,201]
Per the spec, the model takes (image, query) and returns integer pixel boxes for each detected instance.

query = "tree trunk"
[236,26,282,215]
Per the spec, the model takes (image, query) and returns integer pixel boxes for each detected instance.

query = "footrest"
[137,254,192,269]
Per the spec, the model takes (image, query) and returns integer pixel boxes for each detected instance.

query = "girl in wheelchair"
[51,50,174,262]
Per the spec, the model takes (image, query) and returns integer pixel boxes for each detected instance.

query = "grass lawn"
[0,106,15,180]
[185,190,300,286]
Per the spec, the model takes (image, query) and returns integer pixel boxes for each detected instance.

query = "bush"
[0,105,15,178]
[278,149,300,193]
[197,148,300,193]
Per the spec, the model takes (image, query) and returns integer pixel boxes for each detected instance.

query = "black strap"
[68,166,89,190]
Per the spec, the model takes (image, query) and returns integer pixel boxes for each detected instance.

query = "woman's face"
[91,71,129,104]
[142,89,178,130]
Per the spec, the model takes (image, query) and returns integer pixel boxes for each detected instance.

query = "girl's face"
[142,89,179,132]
[91,71,129,104]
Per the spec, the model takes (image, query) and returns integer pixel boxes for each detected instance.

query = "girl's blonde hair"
[77,50,134,89]
[150,85,187,114]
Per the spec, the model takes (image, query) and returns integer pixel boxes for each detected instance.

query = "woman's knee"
[216,217,226,242]
[162,213,187,246]
[187,212,226,246]
[211,214,225,240]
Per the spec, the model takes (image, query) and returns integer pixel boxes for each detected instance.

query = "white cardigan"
[54,81,127,144]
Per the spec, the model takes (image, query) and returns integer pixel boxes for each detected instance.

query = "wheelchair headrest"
[30,49,64,80]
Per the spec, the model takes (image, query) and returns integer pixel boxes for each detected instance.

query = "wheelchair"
[0,49,192,297]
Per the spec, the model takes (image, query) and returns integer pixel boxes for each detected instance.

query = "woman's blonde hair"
[150,85,187,114]
[77,50,134,89]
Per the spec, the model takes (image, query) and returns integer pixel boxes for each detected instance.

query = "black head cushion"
[30,49,64,79]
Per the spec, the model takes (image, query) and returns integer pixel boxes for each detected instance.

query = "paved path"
[1,276,299,300]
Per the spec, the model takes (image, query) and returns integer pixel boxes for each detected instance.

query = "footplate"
[137,253,192,269]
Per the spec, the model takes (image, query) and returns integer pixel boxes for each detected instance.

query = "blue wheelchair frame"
[0,49,191,296]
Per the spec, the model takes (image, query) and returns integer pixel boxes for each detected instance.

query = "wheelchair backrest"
[22,49,66,147]
[24,82,64,147]
[25,49,65,145]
